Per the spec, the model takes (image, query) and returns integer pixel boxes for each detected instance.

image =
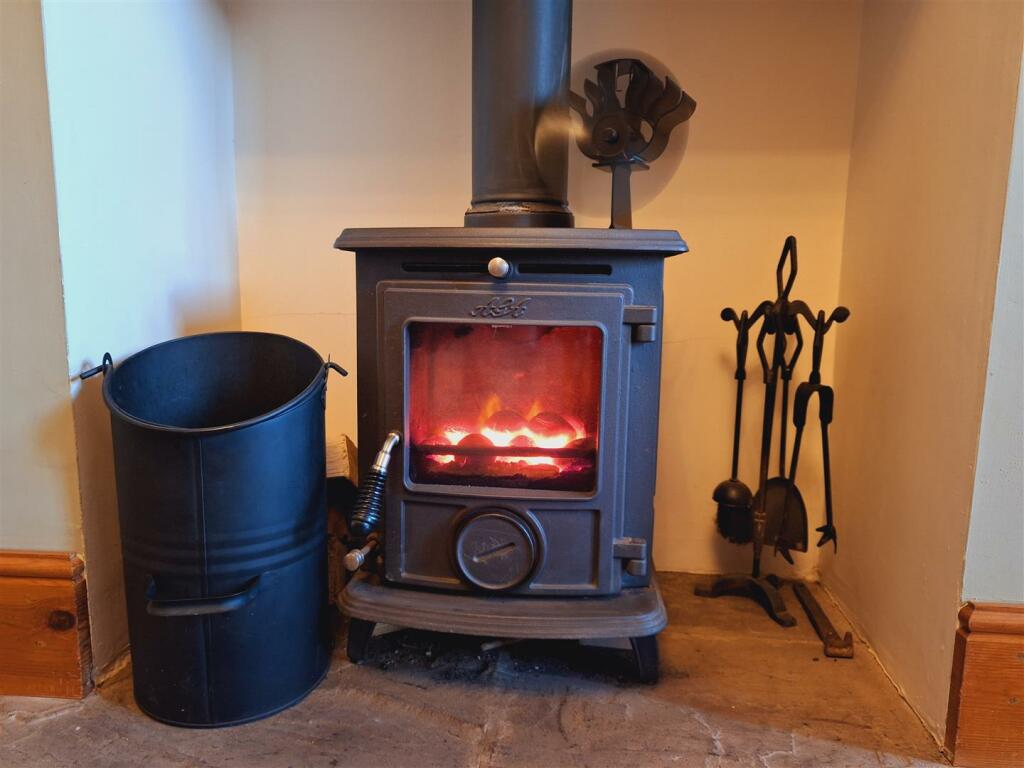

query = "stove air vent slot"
[401,262,613,276]
[517,263,612,276]
[402,262,489,274]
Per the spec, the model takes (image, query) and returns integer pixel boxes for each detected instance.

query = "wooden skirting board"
[945,601,1024,767]
[0,551,92,698]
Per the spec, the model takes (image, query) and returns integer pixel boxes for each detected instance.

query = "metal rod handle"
[146,575,261,617]
[344,538,379,572]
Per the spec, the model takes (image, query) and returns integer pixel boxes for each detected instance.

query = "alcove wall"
[822,0,1023,737]
[39,0,241,670]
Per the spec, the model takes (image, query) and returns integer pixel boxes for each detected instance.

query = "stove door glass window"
[407,322,602,492]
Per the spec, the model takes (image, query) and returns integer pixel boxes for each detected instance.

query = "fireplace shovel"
[758,337,808,562]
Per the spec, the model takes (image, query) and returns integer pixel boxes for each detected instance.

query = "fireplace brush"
[697,236,850,627]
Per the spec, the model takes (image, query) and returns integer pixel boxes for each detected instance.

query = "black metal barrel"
[99,332,342,727]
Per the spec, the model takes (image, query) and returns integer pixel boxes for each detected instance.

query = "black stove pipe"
[464,0,574,228]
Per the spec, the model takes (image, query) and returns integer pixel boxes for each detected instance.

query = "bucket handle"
[145,574,261,617]
[325,358,348,377]
[83,354,348,381]
[80,353,113,380]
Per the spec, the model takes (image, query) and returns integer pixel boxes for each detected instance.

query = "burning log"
[521,463,561,480]
[486,409,528,433]
[528,411,575,439]
[457,433,494,472]
[416,444,594,459]
[416,404,595,484]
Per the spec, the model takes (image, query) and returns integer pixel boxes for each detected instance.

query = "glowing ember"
[424,434,456,464]
[425,397,590,473]
[485,409,527,434]
[457,433,493,473]
[407,323,602,491]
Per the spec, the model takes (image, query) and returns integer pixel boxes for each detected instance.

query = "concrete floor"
[1,573,946,767]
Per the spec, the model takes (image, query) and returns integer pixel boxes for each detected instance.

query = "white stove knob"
[487,257,511,279]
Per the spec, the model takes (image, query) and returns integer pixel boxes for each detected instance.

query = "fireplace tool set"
[696,236,852,648]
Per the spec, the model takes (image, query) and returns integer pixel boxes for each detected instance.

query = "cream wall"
[228,0,471,451]
[228,0,864,577]
[572,1,862,577]
[963,58,1024,605]
[0,0,82,552]
[822,0,1023,740]
[42,0,242,670]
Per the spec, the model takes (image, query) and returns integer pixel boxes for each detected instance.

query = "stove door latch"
[623,305,658,343]
[613,537,648,577]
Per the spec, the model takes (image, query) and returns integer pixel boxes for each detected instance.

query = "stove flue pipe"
[464,0,575,228]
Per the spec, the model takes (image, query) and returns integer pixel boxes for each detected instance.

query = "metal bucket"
[94,332,346,727]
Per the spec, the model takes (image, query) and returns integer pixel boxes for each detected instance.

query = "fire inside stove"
[408,321,602,492]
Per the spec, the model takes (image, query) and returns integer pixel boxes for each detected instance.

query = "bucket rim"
[102,331,327,436]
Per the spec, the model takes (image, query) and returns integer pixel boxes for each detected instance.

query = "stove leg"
[346,618,376,663]
[630,634,660,684]
[694,575,797,628]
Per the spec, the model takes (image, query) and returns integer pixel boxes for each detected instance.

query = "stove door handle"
[145,574,262,617]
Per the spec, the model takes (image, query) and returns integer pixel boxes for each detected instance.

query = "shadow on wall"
[31,395,83,547]
[658,304,833,582]
[70,376,126,676]
[71,305,241,676]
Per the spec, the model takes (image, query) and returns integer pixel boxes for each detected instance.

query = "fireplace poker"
[816,389,838,551]
[812,308,849,550]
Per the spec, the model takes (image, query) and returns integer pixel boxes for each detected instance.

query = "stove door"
[376,280,639,596]
[407,320,602,493]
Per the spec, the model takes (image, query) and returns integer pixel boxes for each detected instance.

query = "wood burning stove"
[335,230,685,676]
[335,0,690,680]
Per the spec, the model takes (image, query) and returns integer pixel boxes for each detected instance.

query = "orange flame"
[479,393,503,423]
[525,400,542,421]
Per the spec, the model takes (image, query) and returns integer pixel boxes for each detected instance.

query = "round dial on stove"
[453,509,539,591]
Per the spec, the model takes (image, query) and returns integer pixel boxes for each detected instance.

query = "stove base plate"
[338,573,667,640]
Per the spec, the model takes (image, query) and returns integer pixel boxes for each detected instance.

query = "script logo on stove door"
[469,297,532,318]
